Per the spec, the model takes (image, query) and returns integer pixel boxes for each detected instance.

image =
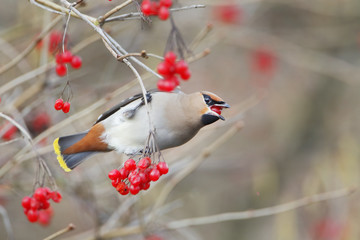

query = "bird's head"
[199,91,230,125]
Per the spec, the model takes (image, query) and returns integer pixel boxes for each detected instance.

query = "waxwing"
[53,90,230,172]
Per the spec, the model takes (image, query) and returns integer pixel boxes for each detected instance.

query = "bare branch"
[43,223,75,240]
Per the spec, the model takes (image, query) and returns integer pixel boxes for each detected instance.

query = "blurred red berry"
[159,0,172,8]
[21,196,31,210]
[32,112,50,133]
[138,157,151,169]
[61,51,73,63]
[108,169,121,180]
[38,210,51,226]
[49,31,62,54]
[157,79,176,92]
[51,191,62,203]
[116,182,129,195]
[140,181,151,190]
[55,53,64,64]
[214,4,242,24]
[27,209,39,222]
[124,159,137,171]
[112,178,120,187]
[129,174,141,186]
[149,168,160,181]
[55,64,67,76]
[34,188,47,202]
[157,162,169,175]
[71,55,82,69]
[1,124,17,141]
[40,200,50,210]
[158,6,170,20]
[119,168,129,179]
[54,98,64,111]
[150,1,160,15]
[62,102,70,113]
[164,51,177,65]
[141,0,152,16]
[253,48,275,74]
[175,60,188,75]
[129,184,141,195]
[157,62,171,76]
[138,171,149,183]
[180,69,191,80]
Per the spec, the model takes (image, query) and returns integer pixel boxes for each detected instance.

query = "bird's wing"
[94,89,159,125]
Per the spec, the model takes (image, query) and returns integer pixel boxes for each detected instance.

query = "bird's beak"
[214,102,230,108]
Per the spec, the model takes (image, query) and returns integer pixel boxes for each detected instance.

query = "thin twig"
[0,15,62,75]
[117,50,148,62]
[98,0,134,24]
[0,205,14,240]
[43,223,75,240]
[166,187,356,229]
[189,23,213,51]
[0,112,32,141]
[85,187,355,239]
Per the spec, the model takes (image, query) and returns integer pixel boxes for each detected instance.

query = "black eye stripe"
[202,94,224,106]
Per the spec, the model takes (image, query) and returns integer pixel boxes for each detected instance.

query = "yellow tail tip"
[53,138,71,172]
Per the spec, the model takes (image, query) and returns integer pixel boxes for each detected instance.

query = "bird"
[53,90,230,172]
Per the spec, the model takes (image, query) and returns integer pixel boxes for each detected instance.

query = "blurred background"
[1,0,360,239]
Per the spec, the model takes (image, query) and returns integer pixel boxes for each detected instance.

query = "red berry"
[166,75,179,86]
[116,182,129,195]
[21,196,31,210]
[158,6,170,20]
[175,60,188,75]
[157,62,171,76]
[71,55,82,69]
[253,48,275,74]
[27,209,39,222]
[2,125,17,141]
[157,79,176,92]
[51,191,62,203]
[138,171,149,183]
[124,159,136,171]
[149,168,161,181]
[129,184,140,195]
[214,4,242,24]
[119,168,129,179]
[138,157,151,169]
[164,51,177,65]
[38,210,51,226]
[157,162,169,175]
[62,50,73,63]
[30,198,40,210]
[141,0,152,16]
[54,98,64,111]
[34,188,47,202]
[32,112,50,133]
[49,31,62,54]
[180,69,191,80]
[150,1,160,15]
[40,200,50,210]
[112,178,120,187]
[140,182,150,190]
[55,53,64,64]
[129,174,141,186]
[62,102,70,113]
[55,64,67,76]
[210,106,222,115]
[160,0,172,8]
[108,169,121,180]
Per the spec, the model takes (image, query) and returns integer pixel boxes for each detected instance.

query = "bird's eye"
[203,95,212,105]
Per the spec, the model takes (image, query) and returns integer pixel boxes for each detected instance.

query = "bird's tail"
[53,132,96,172]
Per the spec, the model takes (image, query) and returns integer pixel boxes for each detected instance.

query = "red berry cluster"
[54,98,70,113]
[141,0,172,21]
[21,188,62,225]
[55,50,82,77]
[157,51,191,92]
[108,158,169,195]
